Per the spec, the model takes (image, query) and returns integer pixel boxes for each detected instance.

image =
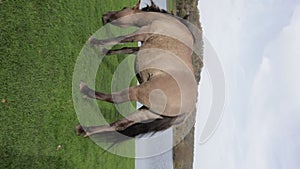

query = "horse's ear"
[133,0,140,10]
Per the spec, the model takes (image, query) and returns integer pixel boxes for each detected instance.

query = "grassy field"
[168,0,174,12]
[0,0,137,168]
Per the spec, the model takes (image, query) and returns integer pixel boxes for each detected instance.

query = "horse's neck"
[132,12,170,27]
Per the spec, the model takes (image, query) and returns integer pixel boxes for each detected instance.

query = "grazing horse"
[76,0,197,143]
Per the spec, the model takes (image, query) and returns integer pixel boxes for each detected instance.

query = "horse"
[76,0,197,144]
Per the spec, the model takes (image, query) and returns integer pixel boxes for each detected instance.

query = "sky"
[195,0,300,169]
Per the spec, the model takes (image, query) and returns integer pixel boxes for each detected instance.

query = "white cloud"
[245,4,300,169]
[199,0,243,66]
[195,0,300,169]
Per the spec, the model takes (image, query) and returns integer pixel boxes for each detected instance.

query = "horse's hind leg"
[80,82,138,103]
[76,107,162,137]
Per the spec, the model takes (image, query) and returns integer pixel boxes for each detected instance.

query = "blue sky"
[195,0,300,168]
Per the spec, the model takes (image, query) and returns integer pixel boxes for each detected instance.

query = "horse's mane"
[141,0,190,20]
[140,0,194,41]
[141,0,168,14]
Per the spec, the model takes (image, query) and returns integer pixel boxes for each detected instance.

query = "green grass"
[168,0,174,13]
[0,0,137,168]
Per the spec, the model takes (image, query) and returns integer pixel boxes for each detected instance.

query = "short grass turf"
[0,0,138,168]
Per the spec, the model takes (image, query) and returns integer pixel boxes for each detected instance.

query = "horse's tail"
[86,116,178,146]
[120,115,177,137]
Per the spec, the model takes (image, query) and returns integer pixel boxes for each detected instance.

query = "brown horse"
[76,0,197,143]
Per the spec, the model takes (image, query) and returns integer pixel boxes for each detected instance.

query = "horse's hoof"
[76,124,85,136]
[88,37,95,45]
[79,81,96,99]
[79,81,87,91]
[79,81,91,98]
[101,48,109,54]
[88,37,104,46]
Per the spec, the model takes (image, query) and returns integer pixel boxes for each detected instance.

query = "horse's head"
[102,0,141,25]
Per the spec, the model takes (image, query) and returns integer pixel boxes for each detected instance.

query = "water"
[135,1,173,169]
[135,129,173,169]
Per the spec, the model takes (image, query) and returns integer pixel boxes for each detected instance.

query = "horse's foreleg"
[89,36,125,46]
[118,33,147,43]
[89,34,146,46]
[80,82,138,103]
[103,47,139,55]
[89,26,150,46]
